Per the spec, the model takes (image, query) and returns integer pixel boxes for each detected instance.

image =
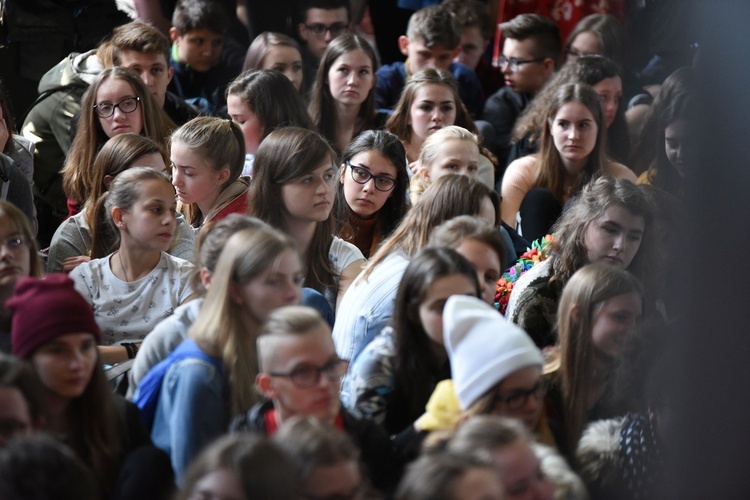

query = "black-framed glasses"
[492,381,546,411]
[498,55,546,72]
[94,96,140,118]
[565,48,597,60]
[304,22,348,37]
[346,161,396,192]
[269,358,346,388]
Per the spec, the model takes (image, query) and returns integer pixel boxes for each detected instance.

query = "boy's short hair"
[406,4,461,50]
[257,306,329,372]
[298,0,351,22]
[500,13,562,66]
[442,0,493,41]
[110,21,171,65]
[172,0,229,35]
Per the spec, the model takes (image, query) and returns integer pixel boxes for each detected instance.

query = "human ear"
[398,36,410,57]
[169,27,180,44]
[111,206,125,229]
[200,267,212,289]
[103,175,114,189]
[298,23,309,42]
[229,282,243,305]
[570,303,581,325]
[256,373,276,399]
[215,167,231,186]
[418,163,431,184]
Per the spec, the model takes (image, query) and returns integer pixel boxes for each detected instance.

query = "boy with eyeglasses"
[298,0,352,94]
[483,14,561,168]
[231,306,403,494]
[375,4,484,118]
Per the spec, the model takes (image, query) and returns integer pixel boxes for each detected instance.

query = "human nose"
[140,71,152,88]
[324,29,334,42]
[0,244,14,260]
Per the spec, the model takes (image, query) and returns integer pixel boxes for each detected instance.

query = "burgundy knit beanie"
[8,274,101,358]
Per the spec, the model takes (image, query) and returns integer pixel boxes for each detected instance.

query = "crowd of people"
[0,0,697,498]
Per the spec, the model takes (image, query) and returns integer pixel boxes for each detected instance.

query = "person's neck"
[42,389,71,434]
[334,101,360,152]
[284,217,317,257]
[275,406,337,427]
[196,188,224,221]
[405,137,423,164]
[113,243,162,282]
[562,157,587,181]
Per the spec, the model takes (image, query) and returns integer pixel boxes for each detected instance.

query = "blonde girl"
[71,167,194,364]
[410,125,481,205]
[147,226,304,480]
[170,116,248,229]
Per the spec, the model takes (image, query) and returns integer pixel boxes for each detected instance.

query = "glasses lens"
[330,23,347,36]
[95,104,114,118]
[350,165,371,184]
[120,97,138,113]
[374,177,395,191]
[309,24,326,35]
[292,366,320,388]
[323,359,345,380]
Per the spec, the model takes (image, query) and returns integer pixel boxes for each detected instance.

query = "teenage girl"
[334,130,409,258]
[502,83,637,242]
[243,32,304,92]
[226,70,315,176]
[170,116,248,229]
[48,133,195,273]
[386,68,478,166]
[0,201,43,353]
[70,168,195,365]
[8,275,171,497]
[249,127,366,310]
[511,55,631,167]
[62,67,174,215]
[333,175,498,386]
[506,176,652,348]
[545,262,644,454]
[309,34,386,156]
[347,247,481,436]
[640,90,695,197]
[146,226,303,480]
[410,125,482,205]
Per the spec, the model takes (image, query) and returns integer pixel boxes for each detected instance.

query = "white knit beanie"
[443,295,543,410]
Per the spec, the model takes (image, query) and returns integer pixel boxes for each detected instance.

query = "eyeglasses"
[93,96,140,118]
[0,236,26,253]
[498,55,546,73]
[492,381,547,411]
[269,358,347,388]
[304,22,348,37]
[346,161,396,192]
[565,48,597,60]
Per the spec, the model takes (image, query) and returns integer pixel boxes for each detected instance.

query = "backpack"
[133,339,222,430]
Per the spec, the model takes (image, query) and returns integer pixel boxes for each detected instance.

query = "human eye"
[151,66,165,75]
[291,365,318,384]
[359,68,371,76]
[419,104,434,112]
[96,103,114,114]
[444,164,459,171]
[628,232,643,242]
[440,104,454,113]
[375,177,393,189]
[7,237,23,248]
[337,65,350,74]
[211,39,223,48]
[352,167,368,180]
[292,63,303,72]
[468,164,479,173]
[556,120,569,128]
[293,273,306,286]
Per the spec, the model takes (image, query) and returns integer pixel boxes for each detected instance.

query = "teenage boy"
[168,0,241,114]
[443,0,504,98]
[231,306,402,493]
[297,0,351,93]
[375,4,483,117]
[483,14,561,166]
[21,21,200,245]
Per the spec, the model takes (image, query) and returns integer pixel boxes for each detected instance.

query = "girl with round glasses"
[62,67,174,217]
[334,130,409,258]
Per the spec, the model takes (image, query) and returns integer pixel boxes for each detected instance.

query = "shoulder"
[604,161,637,183]
[505,155,539,179]
[449,62,481,83]
[377,62,405,78]
[330,237,365,271]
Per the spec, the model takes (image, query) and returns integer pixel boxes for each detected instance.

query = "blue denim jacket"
[150,350,227,483]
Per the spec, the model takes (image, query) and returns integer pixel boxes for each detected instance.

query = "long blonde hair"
[189,227,300,414]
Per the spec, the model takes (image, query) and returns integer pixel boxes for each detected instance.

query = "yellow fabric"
[414,380,462,432]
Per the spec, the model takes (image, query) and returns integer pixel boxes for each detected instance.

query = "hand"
[62,255,91,273]
[408,159,420,174]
